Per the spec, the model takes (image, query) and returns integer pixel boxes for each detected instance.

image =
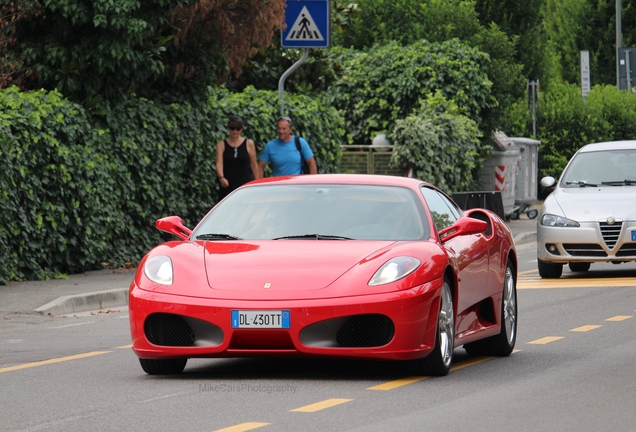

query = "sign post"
[580,50,590,102]
[279,0,331,115]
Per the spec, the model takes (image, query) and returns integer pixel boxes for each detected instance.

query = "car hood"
[548,187,636,221]
[204,240,397,292]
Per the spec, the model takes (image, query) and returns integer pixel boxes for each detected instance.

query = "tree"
[474,0,546,81]
[331,0,525,132]
[326,39,494,144]
[0,0,285,103]
[540,0,636,89]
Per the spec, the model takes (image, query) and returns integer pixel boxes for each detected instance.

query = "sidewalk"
[0,217,537,316]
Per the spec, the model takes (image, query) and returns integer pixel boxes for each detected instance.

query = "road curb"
[35,288,129,315]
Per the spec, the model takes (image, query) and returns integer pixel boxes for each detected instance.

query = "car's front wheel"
[569,262,591,272]
[410,278,454,376]
[538,259,563,278]
[139,358,187,375]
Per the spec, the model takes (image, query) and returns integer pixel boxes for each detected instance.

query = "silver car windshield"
[193,184,428,241]
[561,149,636,187]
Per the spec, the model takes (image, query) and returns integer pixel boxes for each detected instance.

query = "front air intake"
[336,314,394,347]
[145,313,195,347]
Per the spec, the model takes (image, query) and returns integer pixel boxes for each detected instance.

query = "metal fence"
[339,145,403,175]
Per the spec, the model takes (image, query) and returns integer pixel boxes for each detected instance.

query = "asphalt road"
[2,215,636,431]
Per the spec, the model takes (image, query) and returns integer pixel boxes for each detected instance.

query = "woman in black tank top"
[216,116,260,201]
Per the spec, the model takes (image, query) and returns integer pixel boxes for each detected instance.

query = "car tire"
[139,358,187,375]
[538,259,563,278]
[410,278,454,376]
[464,260,517,357]
[568,262,591,272]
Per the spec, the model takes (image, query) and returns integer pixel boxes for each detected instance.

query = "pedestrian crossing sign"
[282,0,331,48]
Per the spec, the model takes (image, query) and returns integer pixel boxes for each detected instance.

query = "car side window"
[420,187,458,231]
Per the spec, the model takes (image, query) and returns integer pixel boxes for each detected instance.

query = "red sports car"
[129,174,517,376]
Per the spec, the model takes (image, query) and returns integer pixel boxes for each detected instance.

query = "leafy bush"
[388,93,484,194]
[326,39,493,144]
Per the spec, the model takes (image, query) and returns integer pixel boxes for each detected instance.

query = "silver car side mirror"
[540,176,556,188]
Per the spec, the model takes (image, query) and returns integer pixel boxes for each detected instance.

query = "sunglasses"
[228,126,242,131]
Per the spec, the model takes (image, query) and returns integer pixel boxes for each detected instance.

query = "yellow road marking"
[450,356,495,371]
[291,398,352,413]
[117,344,133,349]
[528,336,564,344]
[605,315,633,322]
[571,325,602,332]
[214,423,271,432]
[368,376,428,390]
[0,351,111,373]
[519,276,636,289]
[368,355,506,390]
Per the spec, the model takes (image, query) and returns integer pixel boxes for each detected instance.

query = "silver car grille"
[599,221,622,249]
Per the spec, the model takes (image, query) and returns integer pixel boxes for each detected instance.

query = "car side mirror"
[439,217,488,243]
[539,176,556,200]
[156,216,192,241]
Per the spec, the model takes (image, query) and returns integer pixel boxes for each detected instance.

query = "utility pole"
[617,0,622,89]
[528,80,540,137]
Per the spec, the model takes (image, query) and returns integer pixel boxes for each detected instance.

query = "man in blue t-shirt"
[258,116,317,177]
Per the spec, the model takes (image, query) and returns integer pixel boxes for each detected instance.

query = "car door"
[420,186,490,335]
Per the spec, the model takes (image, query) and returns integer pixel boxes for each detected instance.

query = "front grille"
[600,221,622,248]
[145,313,195,347]
[563,244,608,257]
[336,314,394,347]
[616,243,636,257]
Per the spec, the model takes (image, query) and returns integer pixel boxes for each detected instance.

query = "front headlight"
[541,213,580,227]
[369,256,421,286]
[143,256,173,285]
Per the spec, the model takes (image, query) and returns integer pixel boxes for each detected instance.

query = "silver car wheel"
[438,281,454,368]
[502,266,516,345]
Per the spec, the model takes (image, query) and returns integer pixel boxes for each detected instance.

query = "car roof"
[249,173,435,189]
[578,140,636,153]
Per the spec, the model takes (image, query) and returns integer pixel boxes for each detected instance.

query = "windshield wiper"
[565,180,597,187]
[601,179,636,186]
[195,233,243,240]
[272,234,353,240]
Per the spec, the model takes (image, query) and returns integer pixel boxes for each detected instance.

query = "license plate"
[231,310,290,329]
[632,230,636,241]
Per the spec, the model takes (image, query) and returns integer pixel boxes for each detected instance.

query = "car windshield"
[192,184,428,241]
[561,149,636,187]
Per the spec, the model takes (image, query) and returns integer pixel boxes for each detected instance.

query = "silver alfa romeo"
[537,141,636,278]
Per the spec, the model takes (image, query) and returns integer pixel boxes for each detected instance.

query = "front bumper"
[537,220,636,263]
[129,280,442,362]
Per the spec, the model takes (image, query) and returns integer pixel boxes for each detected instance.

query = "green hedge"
[0,86,345,284]
[0,87,114,283]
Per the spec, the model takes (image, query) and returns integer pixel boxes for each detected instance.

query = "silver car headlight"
[541,214,580,227]
[143,256,173,285]
[369,256,421,286]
